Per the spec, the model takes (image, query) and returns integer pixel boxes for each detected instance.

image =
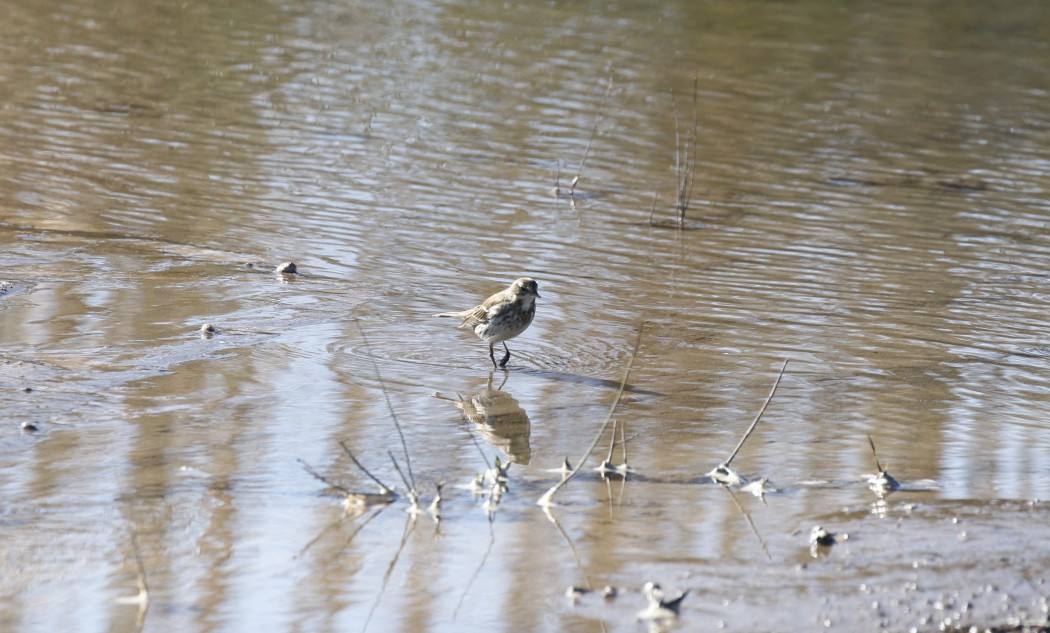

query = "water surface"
[3,0,1050,631]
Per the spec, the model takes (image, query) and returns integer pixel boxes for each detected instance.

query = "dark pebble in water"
[275,262,297,274]
[810,526,837,546]
[22,386,33,393]
[565,585,589,600]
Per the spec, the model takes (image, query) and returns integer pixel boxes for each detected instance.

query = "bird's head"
[512,277,540,298]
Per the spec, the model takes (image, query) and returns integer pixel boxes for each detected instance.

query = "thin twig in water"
[361,513,416,633]
[340,440,394,495]
[868,434,884,474]
[671,89,682,217]
[722,486,773,561]
[724,359,790,467]
[570,75,614,198]
[298,458,352,496]
[599,419,618,469]
[680,71,700,224]
[355,319,415,490]
[297,503,386,562]
[299,455,397,511]
[130,532,149,602]
[453,518,497,620]
[616,422,631,505]
[595,419,635,479]
[542,505,592,589]
[115,532,150,631]
[537,413,610,507]
[668,71,700,225]
[619,419,630,467]
[388,451,418,509]
[865,434,900,495]
[538,322,645,506]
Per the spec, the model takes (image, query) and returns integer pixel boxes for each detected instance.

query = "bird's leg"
[488,344,498,369]
[498,343,511,369]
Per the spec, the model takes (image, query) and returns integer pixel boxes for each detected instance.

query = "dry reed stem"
[680,71,699,223]
[648,192,660,225]
[340,440,395,495]
[868,434,884,473]
[663,70,700,226]
[453,520,497,620]
[361,514,416,633]
[299,458,353,496]
[538,322,645,506]
[722,486,773,561]
[115,532,150,631]
[354,318,416,491]
[570,75,614,198]
[724,358,790,467]
[388,450,419,513]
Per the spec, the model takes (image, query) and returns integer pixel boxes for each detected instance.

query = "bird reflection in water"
[433,371,531,465]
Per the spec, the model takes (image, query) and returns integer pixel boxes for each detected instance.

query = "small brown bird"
[434,277,540,368]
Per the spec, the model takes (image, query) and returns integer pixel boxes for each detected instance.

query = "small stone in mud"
[637,582,688,620]
[21,421,39,433]
[200,323,217,338]
[274,261,298,275]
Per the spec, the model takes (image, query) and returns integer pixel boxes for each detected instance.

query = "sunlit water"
[3,0,1050,631]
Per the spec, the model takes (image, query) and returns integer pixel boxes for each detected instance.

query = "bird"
[434,277,540,369]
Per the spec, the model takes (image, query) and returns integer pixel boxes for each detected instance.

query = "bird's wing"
[435,304,484,320]
[459,304,490,326]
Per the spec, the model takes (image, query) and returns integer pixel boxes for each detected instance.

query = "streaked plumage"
[435,277,540,368]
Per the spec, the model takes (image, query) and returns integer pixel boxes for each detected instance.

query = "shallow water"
[3,0,1050,631]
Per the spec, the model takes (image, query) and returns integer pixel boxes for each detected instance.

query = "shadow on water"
[511,366,664,397]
